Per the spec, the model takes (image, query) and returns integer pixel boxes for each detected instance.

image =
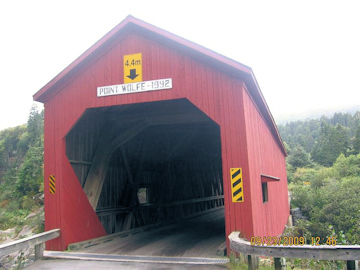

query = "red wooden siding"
[36,17,289,252]
[242,85,289,237]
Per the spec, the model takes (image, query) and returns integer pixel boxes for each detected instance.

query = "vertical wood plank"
[34,243,44,260]
[347,260,359,270]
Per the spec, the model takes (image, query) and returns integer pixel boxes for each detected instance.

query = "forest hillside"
[0,105,44,236]
[279,111,360,246]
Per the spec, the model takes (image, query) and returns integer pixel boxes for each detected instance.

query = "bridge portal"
[33,16,289,254]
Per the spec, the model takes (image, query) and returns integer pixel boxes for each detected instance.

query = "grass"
[226,254,274,270]
[225,254,349,270]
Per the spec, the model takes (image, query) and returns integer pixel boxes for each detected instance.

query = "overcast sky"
[0,0,359,131]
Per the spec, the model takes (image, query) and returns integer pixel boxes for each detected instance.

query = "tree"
[14,105,44,196]
[287,145,312,169]
[0,106,45,230]
[27,104,43,147]
[333,154,360,178]
[311,122,349,167]
[0,125,27,170]
[290,158,360,245]
[353,125,360,155]
[15,146,43,196]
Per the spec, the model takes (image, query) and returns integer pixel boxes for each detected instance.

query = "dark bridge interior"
[66,99,224,234]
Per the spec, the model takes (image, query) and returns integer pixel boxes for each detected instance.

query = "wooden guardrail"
[0,229,60,260]
[229,231,360,270]
[96,195,224,216]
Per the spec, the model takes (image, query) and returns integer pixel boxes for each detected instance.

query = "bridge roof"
[33,15,285,155]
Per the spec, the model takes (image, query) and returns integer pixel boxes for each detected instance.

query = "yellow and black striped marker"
[231,168,244,202]
[49,175,56,194]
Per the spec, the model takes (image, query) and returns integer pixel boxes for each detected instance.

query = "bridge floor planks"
[77,208,225,258]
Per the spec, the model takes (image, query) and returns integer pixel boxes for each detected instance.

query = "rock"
[3,228,15,234]
[0,228,16,245]
[4,247,35,270]
[0,226,36,270]
[26,213,37,219]
[16,225,33,239]
[0,207,45,269]
[33,193,44,204]
[290,208,308,225]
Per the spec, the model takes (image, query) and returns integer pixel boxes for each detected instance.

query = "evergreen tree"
[15,105,44,196]
[27,104,44,147]
[0,105,44,230]
[311,122,332,166]
[287,145,312,169]
[311,122,349,167]
[353,125,360,155]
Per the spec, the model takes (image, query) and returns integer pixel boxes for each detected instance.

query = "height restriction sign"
[124,53,143,84]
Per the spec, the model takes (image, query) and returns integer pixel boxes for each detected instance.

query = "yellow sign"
[49,175,56,194]
[231,168,244,202]
[304,181,311,186]
[124,53,143,83]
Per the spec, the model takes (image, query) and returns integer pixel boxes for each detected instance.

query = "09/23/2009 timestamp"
[250,236,337,246]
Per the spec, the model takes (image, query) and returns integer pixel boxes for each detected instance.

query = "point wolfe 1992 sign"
[97,52,172,97]
[97,78,172,97]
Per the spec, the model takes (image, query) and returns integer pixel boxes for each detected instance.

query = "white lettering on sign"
[97,78,172,97]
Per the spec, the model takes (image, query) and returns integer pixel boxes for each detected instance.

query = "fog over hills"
[274,104,360,125]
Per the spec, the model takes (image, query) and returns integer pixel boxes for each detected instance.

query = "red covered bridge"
[33,16,289,255]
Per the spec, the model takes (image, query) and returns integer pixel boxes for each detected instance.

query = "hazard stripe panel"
[230,168,243,202]
[49,175,56,194]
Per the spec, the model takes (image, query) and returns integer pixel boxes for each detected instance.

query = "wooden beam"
[121,143,147,230]
[110,121,148,152]
[96,195,225,216]
[246,255,260,270]
[104,112,210,126]
[261,174,280,182]
[123,211,134,231]
[120,142,146,206]
[128,156,146,206]
[35,243,44,260]
[69,160,92,165]
[347,260,359,270]
[274,258,286,270]
[120,146,134,185]
[147,113,209,126]
[84,121,148,210]
[83,124,115,210]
